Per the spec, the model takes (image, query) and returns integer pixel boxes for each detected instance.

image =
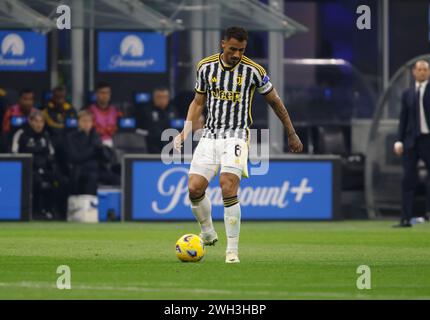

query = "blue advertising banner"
[98,32,166,73]
[0,162,22,220]
[0,31,47,71]
[130,161,334,220]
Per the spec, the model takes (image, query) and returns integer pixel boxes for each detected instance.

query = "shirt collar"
[219,53,241,71]
[416,80,428,89]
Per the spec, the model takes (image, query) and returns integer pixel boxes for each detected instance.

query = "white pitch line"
[0,282,429,299]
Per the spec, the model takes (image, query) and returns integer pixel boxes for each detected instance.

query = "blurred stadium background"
[0,0,429,300]
[1,0,430,221]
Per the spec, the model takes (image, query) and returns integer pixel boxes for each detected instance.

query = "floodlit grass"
[0,221,429,299]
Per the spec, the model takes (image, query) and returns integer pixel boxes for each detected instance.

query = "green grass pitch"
[0,221,429,299]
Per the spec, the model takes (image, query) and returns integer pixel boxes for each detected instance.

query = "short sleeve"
[194,66,207,94]
[255,69,273,95]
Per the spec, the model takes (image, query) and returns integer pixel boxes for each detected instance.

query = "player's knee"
[188,181,205,199]
[220,175,239,197]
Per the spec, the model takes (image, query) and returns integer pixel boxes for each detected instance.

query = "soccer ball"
[175,234,205,262]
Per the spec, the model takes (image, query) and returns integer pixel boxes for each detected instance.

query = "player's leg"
[219,171,241,263]
[188,173,218,245]
[219,137,248,263]
[188,138,219,245]
[417,136,430,221]
[400,147,419,225]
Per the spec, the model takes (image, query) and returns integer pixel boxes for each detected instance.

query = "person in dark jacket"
[394,60,430,227]
[65,110,119,195]
[0,87,8,152]
[11,110,66,220]
[41,86,78,177]
[136,87,178,153]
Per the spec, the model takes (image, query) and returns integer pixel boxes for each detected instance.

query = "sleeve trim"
[261,87,274,96]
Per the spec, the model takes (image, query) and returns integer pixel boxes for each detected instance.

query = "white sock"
[223,196,241,252]
[190,193,214,234]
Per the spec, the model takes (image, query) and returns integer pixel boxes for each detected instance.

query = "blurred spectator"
[173,90,194,119]
[42,86,77,176]
[11,110,67,220]
[88,82,121,147]
[65,110,120,196]
[42,86,77,140]
[2,88,36,134]
[0,87,8,152]
[2,89,37,151]
[136,87,178,153]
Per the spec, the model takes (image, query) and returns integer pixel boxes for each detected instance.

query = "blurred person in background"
[88,81,121,147]
[0,87,8,152]
[42,86,78,176]
[394,60,430,227]
[11,110,67,220]
[65,110,120,196]
[136,86,178,154]
[2,88,36,135]
[42,86,77,140]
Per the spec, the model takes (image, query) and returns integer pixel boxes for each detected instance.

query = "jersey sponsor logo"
[211,76,218,83]
[210,88,242,103]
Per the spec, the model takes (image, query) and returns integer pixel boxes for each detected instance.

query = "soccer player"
[174,26,303,263]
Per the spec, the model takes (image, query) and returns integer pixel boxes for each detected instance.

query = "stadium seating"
[113,131,148,160]
[315,125,365,191]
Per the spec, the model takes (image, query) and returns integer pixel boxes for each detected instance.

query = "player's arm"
[394,91,407,156]
[174,92,206,151]
[263,88,303,153]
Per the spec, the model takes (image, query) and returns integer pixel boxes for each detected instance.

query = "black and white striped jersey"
[194,53,273,140]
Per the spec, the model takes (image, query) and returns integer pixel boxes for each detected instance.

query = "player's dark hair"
[224,27,248,42]
[19,88,33,96]
[95,81,111,91]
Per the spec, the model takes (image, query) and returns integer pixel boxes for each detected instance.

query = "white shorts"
[189,137,249,182]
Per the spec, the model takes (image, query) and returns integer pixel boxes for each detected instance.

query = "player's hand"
[173,132,185,152]
[393,141,404,156]
[288,132,303,153]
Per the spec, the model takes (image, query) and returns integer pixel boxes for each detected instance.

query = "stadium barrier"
[122,154,342,221]
[0,154,32,221]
